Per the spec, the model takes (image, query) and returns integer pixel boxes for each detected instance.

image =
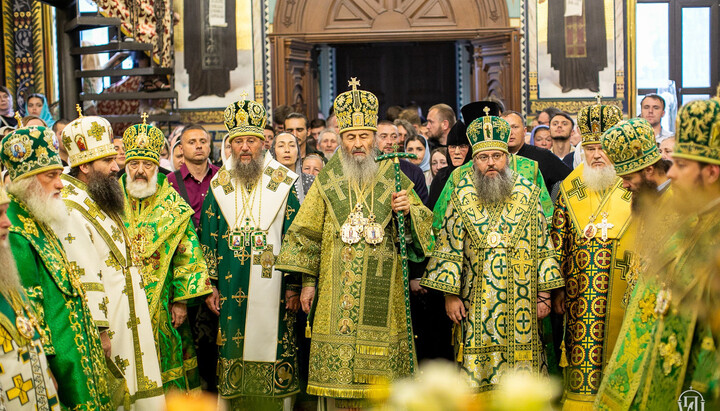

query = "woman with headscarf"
[0,86,17,128]
[24,93,55,129]
[269,132,315,203]
[404,134,432,187]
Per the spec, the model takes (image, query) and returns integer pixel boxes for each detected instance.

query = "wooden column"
[270,37,317,120]
[470,30,521,112]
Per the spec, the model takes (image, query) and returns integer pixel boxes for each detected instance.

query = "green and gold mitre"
[0,121,62,182]
[62,104,116,168]
[224,98,267,141]
[334,77,378,133]
[466,109,510,156]
[673,98,720,165]
[601,118,660,176]
[577,97,623,146]
[122,113,165,165]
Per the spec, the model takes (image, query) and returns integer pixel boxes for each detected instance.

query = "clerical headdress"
[224,99,267,141]
[334,78,378,133]
[466,111,510,157]
[674,98,720,166]
[0,125,62,182]
[123,114,165,165]
[62,106,116,168]
[577,101,623,146]
[601,118,660,176]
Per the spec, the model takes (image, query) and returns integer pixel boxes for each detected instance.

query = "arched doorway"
[270,0,521,119]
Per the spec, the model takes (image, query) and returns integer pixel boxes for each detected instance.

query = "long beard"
[7,177,68,227]
[473,166,514,204]
[583,164,617,192]
[0,242,23,299]
[340,146,379,187]
[126,170,159,199]
[630,175,659,214]
[230,152,265,188]
[87,169,125,216]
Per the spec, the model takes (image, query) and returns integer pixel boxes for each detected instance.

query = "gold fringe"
[559,341,569,368]
[354,374,389,385]
[307,384,380,399]
[305,319,311,338]
[456,343,464,363]
[356,345,389,356]
[562,398,595,410]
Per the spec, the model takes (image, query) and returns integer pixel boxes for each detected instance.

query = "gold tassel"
[559,341,569,368]
[456,343,464,363]
[305,319,312,338]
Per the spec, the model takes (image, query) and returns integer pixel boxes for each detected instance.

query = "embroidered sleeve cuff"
[538,278,565,291]
[420,278,460,295]
[302,274,317,288]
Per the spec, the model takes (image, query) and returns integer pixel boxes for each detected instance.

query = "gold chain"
[233,181,263,230]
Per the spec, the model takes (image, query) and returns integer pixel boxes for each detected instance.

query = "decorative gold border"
[2,1,15,93]
[180,110,225,124]
[626,0,637,117]
[530,99,624,114]
[41,4,56,104]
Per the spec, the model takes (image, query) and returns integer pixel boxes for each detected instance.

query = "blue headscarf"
[405,135,431,173]
[530,124,549,146]
[24,94,55,129]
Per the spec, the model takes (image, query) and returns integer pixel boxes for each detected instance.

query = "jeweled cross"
[596,212,614,241]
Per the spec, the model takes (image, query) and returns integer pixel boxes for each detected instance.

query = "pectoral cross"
[252,245,275,278]
[596,212,614,241]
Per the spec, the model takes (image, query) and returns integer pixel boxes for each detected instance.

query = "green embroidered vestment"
[120,173,213,391]
[8,197,112,410]
[275,154,433,400]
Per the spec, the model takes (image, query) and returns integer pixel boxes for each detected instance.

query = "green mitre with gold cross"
[0,117,63,182]
[466,108,510,156]
[62,104,117,168]
[673,98,720,166]
[224,97,267,141]
[334,77,378,133]
[601,118,661,176]
[123,113,166,165]
[578,96,623,146]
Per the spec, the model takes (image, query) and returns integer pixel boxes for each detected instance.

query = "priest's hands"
[391,190,410,215]
[300,286,316,314]
[445,295,466,324]
[171,302,187,328]
[99,330,112,358]
[410,279,427,295]
[206,287,220,315]
[285,290,300,312]
[552,289,566,315]
[537,291,551,319]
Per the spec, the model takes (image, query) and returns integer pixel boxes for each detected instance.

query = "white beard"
[340,147,379,187]
[583,164,617,192]
[7,177,68,227]
[126,170,159,199]
[0,241,22,298]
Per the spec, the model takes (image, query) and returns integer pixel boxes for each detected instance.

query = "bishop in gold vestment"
[276,80,433,407]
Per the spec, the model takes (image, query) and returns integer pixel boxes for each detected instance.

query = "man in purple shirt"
[166,124,220,391]
[167,124,219,228]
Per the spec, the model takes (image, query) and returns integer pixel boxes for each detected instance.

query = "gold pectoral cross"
[596,212,614,241]
[252,245,275,278]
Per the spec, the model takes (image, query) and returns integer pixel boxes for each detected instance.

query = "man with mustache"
[120,118,213,391]
[276,79,433,409]
[1,125,112,409]
[421,114,563,396]
[595,97,720,410]
[56,113,165,408]
[550,102,634,409]
[0,183,60,410]
[199,98,302,409]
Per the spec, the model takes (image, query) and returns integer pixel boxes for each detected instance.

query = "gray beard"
[583,164,617,192]
[7,177,68,227]
[340,146,379,187]
[86,169,125,216]
[230,152,265,188]
[473,166,514,204]
[0,241,23,300]
[126,171,159,199]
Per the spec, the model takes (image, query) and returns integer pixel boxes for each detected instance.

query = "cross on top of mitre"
[596,94,602,105]
[482,106,491,117]
[348,77,361,91]
[140,112,149,125]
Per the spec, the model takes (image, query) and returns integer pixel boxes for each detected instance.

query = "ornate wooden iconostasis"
[271,0,522,120]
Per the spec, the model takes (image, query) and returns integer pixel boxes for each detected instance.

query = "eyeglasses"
[127,160,156,170]
[475,153,505,163]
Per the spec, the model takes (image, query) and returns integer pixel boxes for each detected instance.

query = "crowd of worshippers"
[0,78,717,411]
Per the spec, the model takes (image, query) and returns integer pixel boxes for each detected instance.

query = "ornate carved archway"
[271,0,521,120]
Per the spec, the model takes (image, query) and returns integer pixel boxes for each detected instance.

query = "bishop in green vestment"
[120,120,213,391]
[200,99,301,409]
[596,98,720,410]
[422,115,563,397]
[1,126,112,409]
[0,183,60,410]
[276,80,433,406]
